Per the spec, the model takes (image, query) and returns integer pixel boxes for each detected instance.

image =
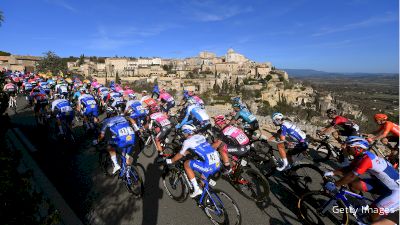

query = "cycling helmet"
[79,87,86,93]
[374,113,388,121]
[346,136,369,156]
[326,108,337,115]
[181,124,196,135]
[214,115,226,126]
[232,96,241,103]
[141,90,147,94]
[232,103,241,108]
[187,97,196,105]
[128,93,137,100]
[106,107,116,115]
[272,112,284,126]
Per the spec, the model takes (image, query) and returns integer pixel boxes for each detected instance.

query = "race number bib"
[60,106,72,113]
[207,152,219,165]
[159,119,171,126]
[118,127,134,136]
[248,114,256,121]
[236,133,248,145]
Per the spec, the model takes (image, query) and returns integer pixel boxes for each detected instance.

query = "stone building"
[0,55,41,72]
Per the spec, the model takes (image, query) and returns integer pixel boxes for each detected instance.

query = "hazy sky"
[1,0,398,73]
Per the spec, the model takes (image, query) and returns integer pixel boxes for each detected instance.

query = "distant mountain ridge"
[281,68,398,77]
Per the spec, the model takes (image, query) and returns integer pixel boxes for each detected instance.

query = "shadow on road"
[141,158,164,225]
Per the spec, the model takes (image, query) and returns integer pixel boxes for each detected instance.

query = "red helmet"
[214,115,226,126]
[374,113,388,121]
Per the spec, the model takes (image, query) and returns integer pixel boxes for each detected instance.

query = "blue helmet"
[182,124,196,134]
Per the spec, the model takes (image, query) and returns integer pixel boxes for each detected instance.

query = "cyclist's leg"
[107,144,120,169]
[216,144,231,172]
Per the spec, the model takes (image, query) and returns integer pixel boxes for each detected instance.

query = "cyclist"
[106,91,125,114]
[324,136,399,223]
[51,95,74,136]
[55,80,69,99]
[318,108,360,166]
[125,93,148,130]
[271,112,308,171]
[160,125,221,198]
[94,112,138,174]
[229,103,259,138]
[3,80,18,97]
[231,96,249,110]
[77,90,99,130]
[175,97,211,133]
[123,85,134,100]
[140,90,157,108]
[158,89,175,113]
[145,105,172,157]
[212,115,250,175]
[31,86,49,124]
[151,84,159,99]
[368,113,399,167]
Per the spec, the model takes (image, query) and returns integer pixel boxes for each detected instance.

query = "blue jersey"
[126,100,148,116]
[178,104,210,128]
[234,108,257,124]
[180,135,220,177]
[101,116,136,148]
[24,82,33,91]
[280,121,306,142]
[51,99,74,119]
[78,94,99,117]
[72,91,81,100]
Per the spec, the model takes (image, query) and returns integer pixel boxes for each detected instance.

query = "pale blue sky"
[0,0,398,73]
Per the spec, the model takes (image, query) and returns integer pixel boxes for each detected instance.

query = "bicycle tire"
[162,167,189,202]
[202,189,242,225]
[286,164,324,192]
[98,150,114,177]
[125,166,144,198]
[308,142,332,163]
[232,167,270,202]
[298,191,349,225]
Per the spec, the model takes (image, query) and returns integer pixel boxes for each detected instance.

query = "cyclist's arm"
[335,156,371,187]
[372,124,391,141]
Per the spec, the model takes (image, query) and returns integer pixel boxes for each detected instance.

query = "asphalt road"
[6,96,336,225]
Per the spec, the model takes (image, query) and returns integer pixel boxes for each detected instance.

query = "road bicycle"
[8,94,17,113]
[161,159,241,225]
[308,134,346,163]
[297,178,374,225]
[98,142,144,198]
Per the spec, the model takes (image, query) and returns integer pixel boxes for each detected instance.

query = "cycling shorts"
[56,112,74,123]
[83,106,99,117]
[189,159,220,178]
[287,142,309,155]
[155,125,172,141]
[34,101,48,112]
[361,178,400,213]
[226,144,251,157]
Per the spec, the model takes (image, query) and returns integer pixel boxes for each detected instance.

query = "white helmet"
[272,112,284,126]
[128,93,137,100]
[181,124,196,134]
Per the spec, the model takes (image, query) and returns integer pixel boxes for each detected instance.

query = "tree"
[0,51,11,56]
[213,81,220,93]
[36,51,67,75]
[78,54,85,66]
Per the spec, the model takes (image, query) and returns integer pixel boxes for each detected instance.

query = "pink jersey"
[222,125,249,146]
[91,81,100,88]
[192,95,204,105]
[159,92,174,102]
[124,89,134,96]
[150,112,171,127]
[115,85,123,92]
[3,83,17,92]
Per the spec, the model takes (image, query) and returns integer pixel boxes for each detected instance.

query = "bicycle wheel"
[232,167,270,202]
[142,136,156,158]
[308,142,332,163]
[298,191,349,225]
[202,189,241,225]
[99,150,114,177]
[162,167,189,202]
[286,164,324,192]
[125,166,144,198]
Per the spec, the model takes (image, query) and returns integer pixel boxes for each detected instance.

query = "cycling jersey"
[101,116,135,149]
[180,134,221,178]
[192,95,204,107]
[123,89,134,97]
[178,104,210,128]
[72,91,81,100]
[331,116,359,136]
[56,84,68,94]
[107,92,124,107]
[51,99,74,121]
[234,108,257,124]
[142,97,157,107]
[150,112,171,127]
[159,92,174,103]
[279,121,306,143]
[23,82,33,91]
[39,82,51,94]
[3,83,17,93]
[126,100,148,117]
[353,151,399,213]
[379,121,399,137]
[213,125,251,156]
[78,94,99,117]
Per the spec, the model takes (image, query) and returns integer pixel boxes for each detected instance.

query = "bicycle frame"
[321,187,372,220]
[198,178,225,216]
